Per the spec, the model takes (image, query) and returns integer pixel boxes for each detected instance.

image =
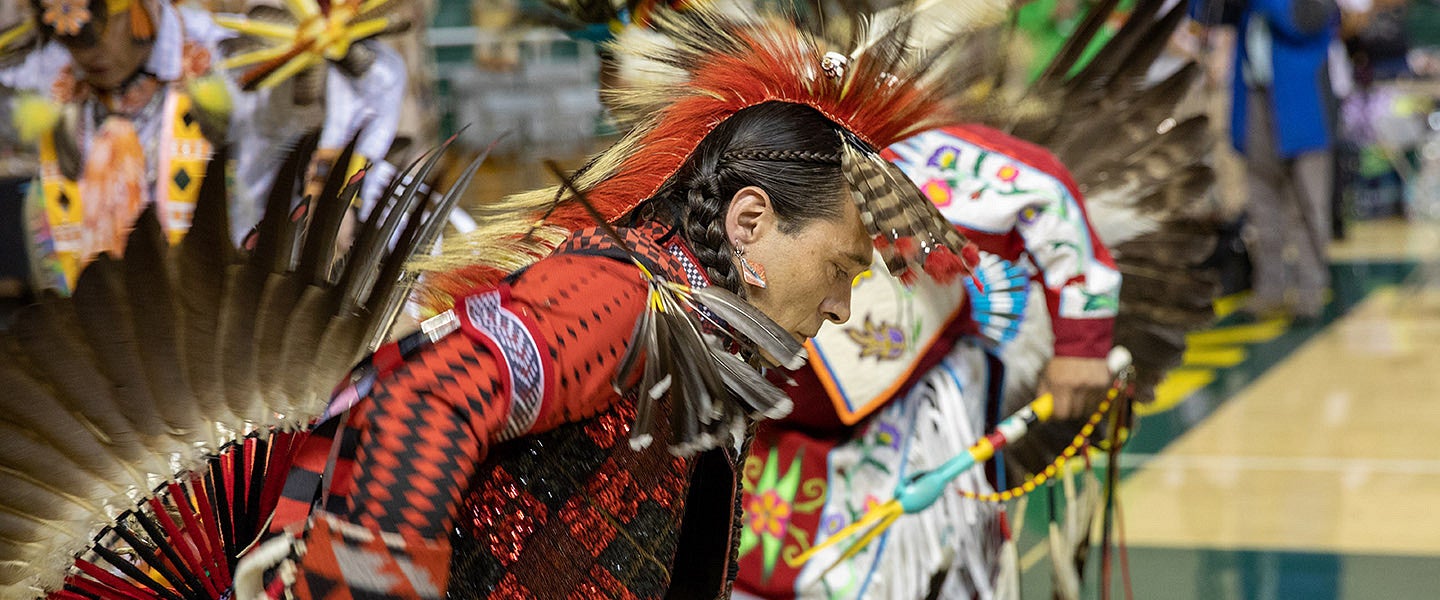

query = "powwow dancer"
[0,3,1027,598]
[0,0,405,293]
[725,0,1225,598]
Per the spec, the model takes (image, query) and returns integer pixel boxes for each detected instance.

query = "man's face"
[740,196,873,342]
[59,6,151,91]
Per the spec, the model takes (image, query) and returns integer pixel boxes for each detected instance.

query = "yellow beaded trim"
[959,380,1126,503]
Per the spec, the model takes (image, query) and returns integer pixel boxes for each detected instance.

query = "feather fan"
[0,134,477,598]
[994,0,1224,476]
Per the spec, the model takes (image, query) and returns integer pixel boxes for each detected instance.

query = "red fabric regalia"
[263,222,751,599]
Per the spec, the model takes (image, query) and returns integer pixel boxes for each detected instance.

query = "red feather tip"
[872,234,892,250]
[922,246,966,284]
[961,242,980,270]
[894,236,918,258]
[897,267,920,287]
[347,165,369,187]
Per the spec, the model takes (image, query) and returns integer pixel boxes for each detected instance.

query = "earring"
[735,246,768,288]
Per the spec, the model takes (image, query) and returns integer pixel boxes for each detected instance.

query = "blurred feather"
[124,208,202,438]
[298,140,361,284]
[689,285,806,369]
[4,303,162,474]
[176,145,235,424]
[0,361,144,491]
[1035,0,1122,85]
[987,0,1222,477]
[71,256,175,446]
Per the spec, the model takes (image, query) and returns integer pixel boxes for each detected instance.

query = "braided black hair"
[642,102,846,295]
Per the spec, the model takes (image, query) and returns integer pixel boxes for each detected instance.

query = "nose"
[822,285,853,324]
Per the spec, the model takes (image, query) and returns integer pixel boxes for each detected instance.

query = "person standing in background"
[1192,0,1341,320]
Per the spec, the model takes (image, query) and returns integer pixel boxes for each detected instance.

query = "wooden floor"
[1027,218,1440,599]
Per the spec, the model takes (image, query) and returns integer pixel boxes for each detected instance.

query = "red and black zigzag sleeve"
[277,254,651,599]
[342,253,649,538]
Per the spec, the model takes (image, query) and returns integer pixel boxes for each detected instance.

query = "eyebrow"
[845,252,871,269]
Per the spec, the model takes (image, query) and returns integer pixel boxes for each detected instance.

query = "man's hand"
[1038,356,1111,420]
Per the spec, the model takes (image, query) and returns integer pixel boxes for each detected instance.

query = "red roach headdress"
[419,2,1018,308]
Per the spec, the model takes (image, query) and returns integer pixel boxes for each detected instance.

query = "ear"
[724,185,775,246]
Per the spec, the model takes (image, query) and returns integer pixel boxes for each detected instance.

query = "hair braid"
[722,149,842,164]
[682,168,743,294]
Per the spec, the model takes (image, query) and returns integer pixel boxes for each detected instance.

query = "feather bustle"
[176,146,235,425]
[123,208,202,439]
[71,257,177,448]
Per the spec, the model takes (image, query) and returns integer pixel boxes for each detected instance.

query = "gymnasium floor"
[1018,218,1440,599]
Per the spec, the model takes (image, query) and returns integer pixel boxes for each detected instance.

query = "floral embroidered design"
[925,145,962,170]
[875,422,903,450]
[920,178,952,208]
[740,447,809,581]
[40,0,92,37]
[996,164,1020,183]
[747,490,793,538]
[844,316,908,361]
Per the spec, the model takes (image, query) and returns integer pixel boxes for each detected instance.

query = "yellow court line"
[1179,346,1247,368]
[1137,368,1216,416]
[1185,318,1289,346]
[1212,291,1250,319]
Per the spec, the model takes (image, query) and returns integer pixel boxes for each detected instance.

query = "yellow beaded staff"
[791,347,1134,571]
[957,372,1129,503]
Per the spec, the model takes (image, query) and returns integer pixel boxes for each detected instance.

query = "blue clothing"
[1192,0,1340,158]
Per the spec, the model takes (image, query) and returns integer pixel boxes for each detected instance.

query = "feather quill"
[689,285,806,369]
[334,150,432,312]
[713,350,792,419]
[364,147,489,348]
[361,134,463,321]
